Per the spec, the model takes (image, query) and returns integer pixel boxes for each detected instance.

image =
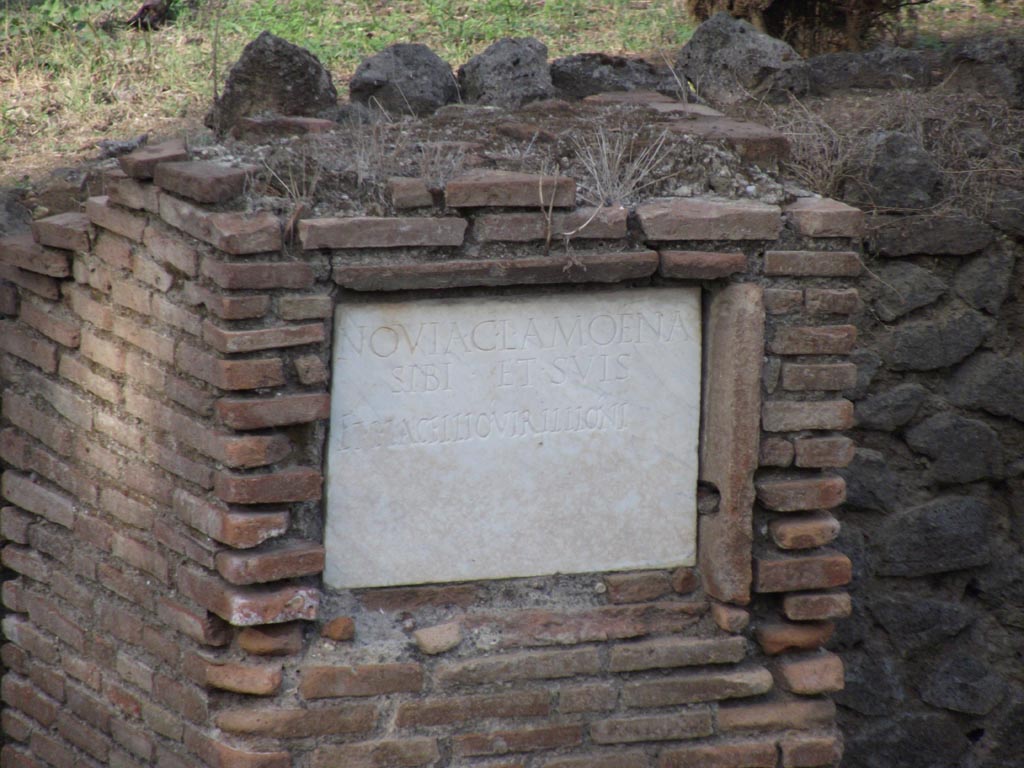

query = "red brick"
[175,342,285,390]
[141,701,183,740]
[112,316,175,362]
[106,169,161,212]
[214,468,323,505]
[783,592,851,621]
[760,437,794,467]
[764,250,861,277]
[775,651,844,695]
[779,733,843,767]
[0,264,59,299]
[110,277,152,314]
[32,212,92,252]
[118,138,188,179]
[156,597,232,646]
[637,198,781,241]
[755,622,835,655]
[3,616,60,664]
[717,696,836,732]
[311,738,440,768]
[764,288,803,314]
[18,300,79,348]
[153,672,207,723]
[159,194,282,254]
[1,429,98,505]
[659,250,747,279]
[295,354,328,384]
[397,690,549,727]
[558,684,618,713]
[154,161,255,203]
[2,471,75,528]
[64,284,113,330]
[143,224,197,276]
[794,436,855,468]
[1,505,33,544]
[785,197,864,238]
[622,667,773,707]
[659,739,778,768]
[203,320,325,353]
[58,355,120,403]
[99,562,156,609]
[769,512,841,550]
[276,294,332,321]
[322,616,357,642]
[73,511,115,552]
[67,684,112,732]
[173,489,288,548]
[74,252,114,293]
[591,711,713,744]
[603,571,672,603]
[196,658,283,695]
[238,623,304,656]
[769,326,857,355]
[216,393,330,430]
[184,284,270,320]
[781,362,858,392]
[112,532,169,582]
[711,603,750,633]
[437,648,601,687]
[215,704,377,738]
[299,662,423,699]
[2,581,26,615]
[474,207,628,241]
[0,282,16,315]
[2,744,46,768]
[80,328,126,373]
[2,675,60,726]
[3,708,35,742]
[93,230,133,270]
[762,400,854,432]
[446,170,575,208]
[3,393,74,456]
[805,288,860,315]
[756,551,852,593]
[184,729,291,768]
[0,233,72,276]
[671,566,699,594]
[756,476,846,512]
[151,295,202,336]
[299,216,467,249]
[455,724,583,757]
[153,519,217,569]
[178,565,320,625]
[388,177,434,209]
[609,636,746,672]
[1,640,30,673]
[112,718,154,761]
[216,539,325,585]
[0,321,58,372]
[86,196,146,241]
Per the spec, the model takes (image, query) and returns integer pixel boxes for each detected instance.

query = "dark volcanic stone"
[0,188,30,237]
[987,187,1024,237]
[905,413,1003,484]
[844,713,970,768]
[949,352,1024,422]
[870,214,996,257]
[551,53,675,99]
[874,496,992,577]
[845,131,942,210]
[947,35,1024,109]
[834,649,905,715]
[871,262,946,322]
[855,383,928,431]
[349,43,457,117]
[809,45,931,92]
[869,594,975,650]
[674,12,809,107]
[838,448,905,513]
[844,348,882,400]
[458,37,554,108]
[206,32,338,134]
[882,308,992,371]
[953,245,1016,314]
[922,655,1006,715]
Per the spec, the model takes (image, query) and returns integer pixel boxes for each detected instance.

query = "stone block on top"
[155,161,257,204]
[0,233,71,277]
[118,137,189,179]
[299,217,467,250]
[444,170,575,208]
[785,197,864,238]
[637,197,781,241]
[30,212,92,253]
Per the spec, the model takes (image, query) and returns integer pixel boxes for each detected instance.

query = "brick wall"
[0,128,862,767]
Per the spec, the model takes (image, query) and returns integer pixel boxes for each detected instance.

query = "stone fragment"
[869,214,995,257]
[922,655,1006,715]
[875,496,992,577]
[905,413,1002,483]
[321,616,356,642]
[238,623,305,655]
[785,196,864,237]
[551,53,675,99]
[882,307,992,371]
[755,622,834,655]
[783,591,851,621]
[837,448,905,513]
[413,622,463,655]
[834,650,905,716]
[603,571,672,603]
[953,245,1016,313]
[711,603,750,633]
[770,512,841,550]
[0,234,71,277]
[458,37,554,108]
[947,36,1024,109]
[775,651,844,695]
[844,713,969,768]
[350,43,457,116]
[779,733,843,768]
[206,32,337,134]
[809,46,931,92]
[388,177,433,209]
[949,352,1024,422]
[870,262,946,321]
[154,161,255,204]
[854,383,928,431]
[637,197,781,241]
[675,12,809,107]
[869,594,975,650]
[665,117,790,164]
[118,138,188,179]
[987,187,1024,236]
[31,211,92,252]
[844,131,942,210]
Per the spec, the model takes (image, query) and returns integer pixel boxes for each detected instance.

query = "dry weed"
[571,126,674,206]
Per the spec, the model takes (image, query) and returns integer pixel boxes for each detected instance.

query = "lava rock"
[871,262,947,322]
[874,496,992,577]
[844,131,942,210]
[834,649,905,715]
[458,37,554,108]
[349,43,457,117]
[844,713,970,768]
[838,448,906,513]
[674,12,809,107]
[550,53,675,99]
[949,352,1024,422]
[946,35,1024,109]
[809,45,931,92]
[869,214,996,257]
[905,413,1003,484]
[882,307,992,371]
[954,245,1016,313]
[206,32,338,134]
[854,383,928,431]
[844,348,882,400]
[0,188,30,237]
[976,694,1024,765]
[987,187,1024,237]
[869,594,975,651]
[922,655,1006,716]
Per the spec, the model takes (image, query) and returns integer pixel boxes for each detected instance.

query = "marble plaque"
[324,288,701,589]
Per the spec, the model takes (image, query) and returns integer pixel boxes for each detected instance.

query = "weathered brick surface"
[106,169,161,213]
[658,250,747,279]
[755,622,835,655]
[805,288,860,315]
[454,725,583,756]
[216,540,325,585]
[216,393,330,430]
[396,691,550,726]
[760,437,794,467]
[160,195,282,254]
[214,467,323,504]
[445,170,575,208]
[659,739,778,768]
[0,234,72,277]
[769,325,857,355]
[173,489,288,548]
[31,212,92,252]
[764,288,803,314]
[215,705,377,737]
[437,648,602,687]
[591,711,714,744]
[781,363,858,392]
[785,197,864,237]
[178,565,319,626]
[203,320,325,353]
[388,177,434,209]
[779,733,843,767]
[154,161,254,204]
[775,652,845,695]
[0,264,60,300]
[299,216,467,249]
[118,138,188,179]
[603,571,672,603]
[474,208,628,241]
[764,251,861,277]
[782,592,852,621]
[622,666,773,707]
[238,623,305,656]
[717,696,836,732]
[793,436,856,468]
[609,636,746,672]
[86,196,147,241]
[637,198,781,241]
[770,513,841,550]
[762,401,854,432]
[756,477,846,512]
[311,738,440,768]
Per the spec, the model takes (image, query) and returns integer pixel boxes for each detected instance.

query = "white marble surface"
[324,288,702,588]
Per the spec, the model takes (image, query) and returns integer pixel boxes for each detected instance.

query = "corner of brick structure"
[0,104,863,767]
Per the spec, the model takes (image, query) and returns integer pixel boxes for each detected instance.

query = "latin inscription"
[325,289,701,588]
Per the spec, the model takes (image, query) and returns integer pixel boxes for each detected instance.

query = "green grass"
[0,0,694,178]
